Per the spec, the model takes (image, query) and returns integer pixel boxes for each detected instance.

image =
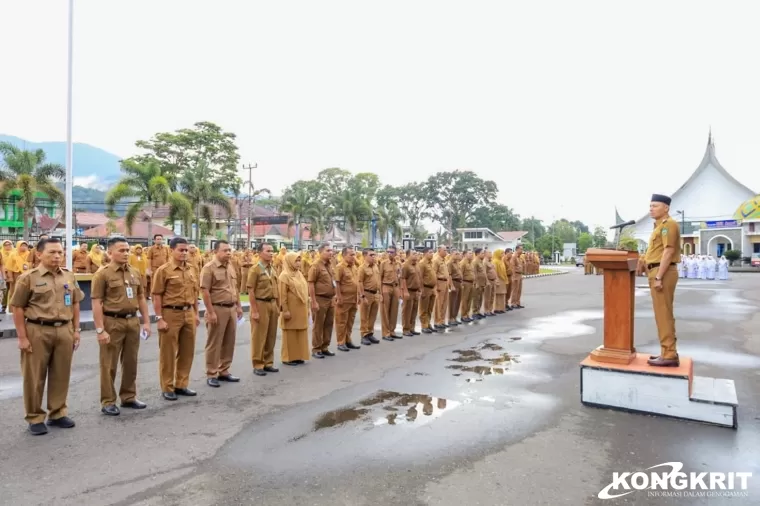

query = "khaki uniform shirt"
[247,262,279,302]
[358,263,381,293]
[419,258,437,288]
[200,258,239,305]
[505,255,514,276]
[510,254,524,277]
[401,261,422,291]
[379,258,400,287]
[645,215,681,265]
[11,266,83,321]
[308,260,335,298]
[91,262,143,314]
[151,260,198,306]
[432,255,450,287]
[448,258,462,281]
[473,258,487,287]
[334,261,359,299]
[460,259,474,282]
[485,260,497,282]
[73,249,89,270]
[147,245,170,271]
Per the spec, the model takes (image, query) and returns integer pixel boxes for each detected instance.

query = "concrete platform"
[580,353,738,428]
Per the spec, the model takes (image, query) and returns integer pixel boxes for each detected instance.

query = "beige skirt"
[281,328,310,362]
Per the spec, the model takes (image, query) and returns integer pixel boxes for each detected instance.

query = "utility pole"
[243,163,257,247]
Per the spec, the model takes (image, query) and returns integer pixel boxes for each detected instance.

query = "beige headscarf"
[279,251,308,304]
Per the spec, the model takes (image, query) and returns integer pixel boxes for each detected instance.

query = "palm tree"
[279,187,314,248]
[0,143,65,240]
[307,201,334,242]
[332,189,371,246]
[375,204,403,248]
[106,159,191,239]
[177,160,232,242]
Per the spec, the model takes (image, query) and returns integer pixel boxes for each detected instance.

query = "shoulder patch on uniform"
[662,228,668,236]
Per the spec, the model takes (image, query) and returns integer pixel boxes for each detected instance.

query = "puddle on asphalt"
[0,370,89,401]
[447,365,505,375]
[312,391,458,432]
[506,310,602,341]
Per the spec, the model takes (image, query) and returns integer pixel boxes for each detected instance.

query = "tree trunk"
[22,209,30,241]
[195,202,202,243]
[146,204,154,245]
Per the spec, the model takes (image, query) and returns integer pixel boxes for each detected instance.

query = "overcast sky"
[2,0,759,230]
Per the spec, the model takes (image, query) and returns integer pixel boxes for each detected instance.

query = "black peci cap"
[651,194,672,206]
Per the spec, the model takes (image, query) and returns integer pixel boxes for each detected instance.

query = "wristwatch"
[95,328,104,334]
[156,316,163,320]
[655,277,662,281]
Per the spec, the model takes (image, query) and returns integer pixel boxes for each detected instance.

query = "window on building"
[464,231,483,239]
[754,243,760,254]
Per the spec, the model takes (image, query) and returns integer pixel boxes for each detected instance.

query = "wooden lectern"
[586,248,639,365]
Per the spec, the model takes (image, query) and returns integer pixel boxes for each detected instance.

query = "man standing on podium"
[644,193,681,367]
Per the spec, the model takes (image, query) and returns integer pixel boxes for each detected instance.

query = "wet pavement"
[0,269,758,505]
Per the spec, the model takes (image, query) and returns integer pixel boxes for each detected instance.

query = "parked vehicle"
[576,254,585,267]
[752,253,760,267]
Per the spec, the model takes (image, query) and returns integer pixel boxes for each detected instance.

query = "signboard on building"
[704,220,739,229]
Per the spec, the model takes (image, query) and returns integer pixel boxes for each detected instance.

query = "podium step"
[580,354,737,428]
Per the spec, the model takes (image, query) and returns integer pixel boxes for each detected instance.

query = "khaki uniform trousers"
[100,316,140,407]
[448,281,461,323]
[251,299,279,369]
[381,285,399,337]
[311,296,334,353]
[434,281,449,325]
[359,292,380,337]
[21,323,75,424]
[509,276,523,306]
[495,291,507,311]
[205,305,237,377]
[471,285,485,315]
[419,287,436,329]
[484,284,494,313]
[335,301,358,346]
[459,281,473,318]
[505,276,512,305]
[402,290,420,333]
[239,267,250,294]
[158,308,196,392]
[648,268,678,359]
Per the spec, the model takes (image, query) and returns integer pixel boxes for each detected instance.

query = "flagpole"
[65,0,74,269]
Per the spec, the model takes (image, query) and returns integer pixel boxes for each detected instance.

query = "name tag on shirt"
[332,280,337,288]
[126,286,134,299]
[64,292,72,306]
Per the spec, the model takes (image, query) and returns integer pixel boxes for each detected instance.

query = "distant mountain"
[0,134,122,189]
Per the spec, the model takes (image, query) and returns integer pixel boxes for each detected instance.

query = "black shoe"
[391,334,403,339]
[412,331,421,335]
[369,336,381,344]
[442,323,450,328]
[338,344,350,352]
[253,368,268,376]
[283,361,299,366]
[361,337,373,346]
[47,416,75,428]
[162,391,178,401]
[101,405,120,416]
[516,305,524,309]
[382,336,395,342]
[175,388,197,396]
[428,327,438,333]
[422,328,433,334]
[28,423,48,435]
[403,332,414,337]
[312,352,325,359]
[218,374,240,382]
[506,306,513,311]
[121,400,147,409]
[346,342,361,350]
[207,377,220,388]
[263,366,279,373]
[295,360,305,364]
[322,350,336,357]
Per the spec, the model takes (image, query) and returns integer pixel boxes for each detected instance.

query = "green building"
[0,190,57,233]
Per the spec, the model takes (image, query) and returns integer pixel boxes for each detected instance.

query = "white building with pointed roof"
[623,133,757,257]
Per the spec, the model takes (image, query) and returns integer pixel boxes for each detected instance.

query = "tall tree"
[592,226,608,247]
[548,219,578,243]
[279,187,315,248]
[106,159,191,239]
[521,217,546,244]
[395,182,429,235]
[570,220,589,234]
[424,171,498,240]
[466,204,521,231]
[375,184,399,209]
[332,189,371,245]
[375,204,403,248]
[0,143,65,240]
[577,232,593,253]
[306,201,334,241]
[134,121,242,194]
[316,168,352,204]
[348,172,380,204]
[177,160,232,241]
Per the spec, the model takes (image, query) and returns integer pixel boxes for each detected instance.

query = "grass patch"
[239,294,249,303]
[539,268,558,274]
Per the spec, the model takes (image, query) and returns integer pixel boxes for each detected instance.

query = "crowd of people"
[677,254,730,280]
[7,233,544,435]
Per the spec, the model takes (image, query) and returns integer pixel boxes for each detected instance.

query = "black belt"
[163,305,191,311]
[463,280,473,284]
[255,298,274,302]
[104,312,137,319]
[407,288,419,292]
[424,284,435,289]
[437,278,448,281]
[452,279,462,283]
[212,303,236,308]
[365,289,377,294]
[382,283,397,287]
[647,262,676,269]
[26,319,70,327]
[315,294,333,299]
